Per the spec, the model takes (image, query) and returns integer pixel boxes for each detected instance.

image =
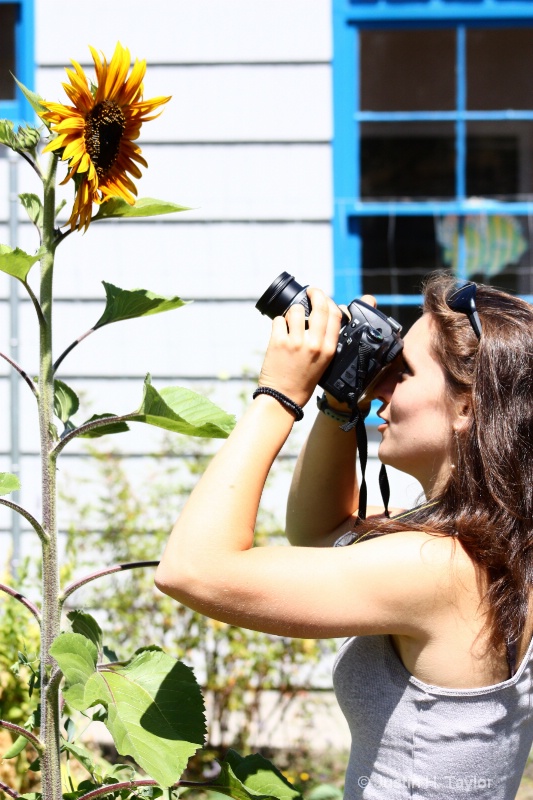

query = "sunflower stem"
[38,152,62,800]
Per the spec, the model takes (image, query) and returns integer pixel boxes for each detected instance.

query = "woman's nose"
[373,365,399,402]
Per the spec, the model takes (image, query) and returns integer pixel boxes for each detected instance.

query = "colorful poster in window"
[436,214,528,278]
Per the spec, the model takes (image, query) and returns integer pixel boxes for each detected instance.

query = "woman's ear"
[452,397,471,433]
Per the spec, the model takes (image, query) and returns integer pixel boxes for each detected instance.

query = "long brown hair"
[362,272,533,652]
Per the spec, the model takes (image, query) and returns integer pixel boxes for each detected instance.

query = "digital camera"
[256,272,404,410]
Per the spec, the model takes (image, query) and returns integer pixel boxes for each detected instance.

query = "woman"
[155,273,533,799]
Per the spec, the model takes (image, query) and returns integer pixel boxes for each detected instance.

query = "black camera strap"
[340,410,390,521]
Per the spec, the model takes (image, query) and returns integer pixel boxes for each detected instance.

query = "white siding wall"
[0,0,422,564]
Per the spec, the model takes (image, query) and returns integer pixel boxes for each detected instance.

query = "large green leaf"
[130,377,235,439]
[0,472,20,496]
[209,751,301,800]
[83,649,206,786]
[92,197,190,221]
[0,244,43,282]
[94,282,189,329]
[49,633,98,711]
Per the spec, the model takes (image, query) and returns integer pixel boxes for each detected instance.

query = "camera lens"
[255,272,311,320]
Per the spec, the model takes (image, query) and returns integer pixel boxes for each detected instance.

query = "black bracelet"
[252,387,304,421]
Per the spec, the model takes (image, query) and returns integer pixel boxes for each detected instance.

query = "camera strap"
[340,411,390,521]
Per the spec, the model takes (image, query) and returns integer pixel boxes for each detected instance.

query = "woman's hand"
[257,287,343,408]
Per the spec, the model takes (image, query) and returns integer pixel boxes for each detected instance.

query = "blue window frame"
[0,0,35,124]
[332,0,533,333]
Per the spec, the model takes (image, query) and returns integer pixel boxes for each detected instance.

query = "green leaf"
[49,633,98,711]
[77,414,130,438]
[54,380,80,424]
[130,377,235,439]
[19,194,43,229]
[94,282,189,329]
[0,472,20,495]
[92,197,190,221]
[83,649,206,786]
[61,740,97,776]
[209,751,301,800]
[13,76,49,120]
[0,244,43,282]
[2,734,28,759]
[67,610,103,650]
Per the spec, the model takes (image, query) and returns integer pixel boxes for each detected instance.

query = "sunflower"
[39,43,171,231]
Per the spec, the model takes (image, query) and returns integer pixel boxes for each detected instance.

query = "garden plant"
[0,43,301,800]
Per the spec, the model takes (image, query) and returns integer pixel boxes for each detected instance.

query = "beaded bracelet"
[316,392,352,424]
[252,387,304,421]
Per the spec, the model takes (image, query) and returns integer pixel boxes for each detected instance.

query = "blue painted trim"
[339,2,533,24]
[368,293,533,305]
[332,8,362,303]
[357,110,533,120]
[348,201,533,214]
[0,0,35,124]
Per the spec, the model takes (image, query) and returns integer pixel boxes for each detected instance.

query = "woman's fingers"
[258,288,342,407]
[361,294,377,308]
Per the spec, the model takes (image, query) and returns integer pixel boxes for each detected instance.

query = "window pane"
[467,28,533,110]
[360,214,533,309]
[361,123,455,199]
[467,122,533,199]
[0,4,17,101]
[360,216,444,327]
[360,29,455,111]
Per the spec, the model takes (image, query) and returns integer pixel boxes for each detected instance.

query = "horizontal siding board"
[1,221,332,300]
[36,0,332,65]
[18,300,271,377]
[0,145,332,222]
[37,64,332,143]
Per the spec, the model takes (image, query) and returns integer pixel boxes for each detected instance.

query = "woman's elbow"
[154,559,194,603]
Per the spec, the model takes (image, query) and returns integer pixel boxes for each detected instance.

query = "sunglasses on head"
[446,282,482,340]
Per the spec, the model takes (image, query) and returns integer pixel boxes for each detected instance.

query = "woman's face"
[374,313,463,496]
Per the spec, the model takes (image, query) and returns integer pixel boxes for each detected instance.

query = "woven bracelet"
[252,387,304,421]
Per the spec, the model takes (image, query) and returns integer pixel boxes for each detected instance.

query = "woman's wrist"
[253,386,304,421]
[317,392,353,422]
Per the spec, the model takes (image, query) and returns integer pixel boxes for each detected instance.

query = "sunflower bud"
[0,120,41,154]
[14,124,41,152]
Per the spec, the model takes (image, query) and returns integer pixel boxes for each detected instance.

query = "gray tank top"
[333,634,533,799]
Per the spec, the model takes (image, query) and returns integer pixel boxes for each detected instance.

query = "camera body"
[256,272,404,410]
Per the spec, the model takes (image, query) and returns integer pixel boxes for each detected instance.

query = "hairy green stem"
[0,582,41,623]
[38,153,62,800]
[0,719,45,753]
[61,560,159,604]
[0,498,48,544]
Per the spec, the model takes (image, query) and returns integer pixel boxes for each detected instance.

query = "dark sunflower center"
[84,100,126,177]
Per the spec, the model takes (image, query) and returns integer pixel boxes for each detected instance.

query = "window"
[333,2,533,334]
[0,0,35,123]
